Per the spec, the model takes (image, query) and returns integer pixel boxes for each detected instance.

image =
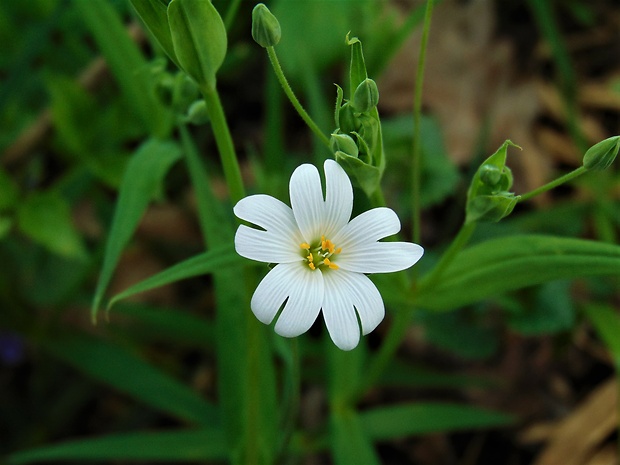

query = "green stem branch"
[518,166,587,202]
[411,0,434,244]
[266,46,331,148]
[200,84,245,204]
[355,221,475,401]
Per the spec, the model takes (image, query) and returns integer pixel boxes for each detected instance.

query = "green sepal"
[185,100,210,124]
[583,135,620,171]
[352,78,379,113]
[346,33,368,99]
[335,151,382,198]
[129,0,181,69]
[467,193,520,224]
[330,133,359,158]
[167,0,227,90]
[466,140,521,224]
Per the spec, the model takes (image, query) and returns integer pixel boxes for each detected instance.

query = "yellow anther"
[300,242,310,249]
[328,263,339,270]
[308,262,316,270]
[335,247,342,254]
[307,253,314,262]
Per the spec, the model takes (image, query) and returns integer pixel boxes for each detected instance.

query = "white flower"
[233,159,424,350]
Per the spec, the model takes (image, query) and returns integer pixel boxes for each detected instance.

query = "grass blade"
[91,138,181,321]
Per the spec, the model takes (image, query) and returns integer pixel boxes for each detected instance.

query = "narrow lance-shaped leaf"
[75,0,170,137]
[108,246,242,310]
[361,402,515,440]
[416,235,620,310]
[129,0,181,68]
[42,333,218,425]
[7,429,227,464]
[92,139,182,321]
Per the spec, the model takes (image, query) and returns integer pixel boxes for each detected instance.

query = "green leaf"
[583,304,620,370]
[17,192,86,259]
[507,280,575,335]
[42,333,218,425]
[92,138,182,321]
[167,0,227,90]
[0,167,19,210]
[129,0,180,68]
[108,246,242,310]
[8,429,227,464]
[380,360,495,389]
[111,303,216,348]
[361,403,515,440]
[75,0,170,137]
[417,235,620,311]
[331,409,380,465]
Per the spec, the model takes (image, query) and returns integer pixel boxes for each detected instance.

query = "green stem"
[418,221,476,292]
[355,221,475,401]
[223,0,242,30]
[411,0,434,245]
[518,166,587,202]
[266,46,331,148]
[276,338,300,464]
[200,84,245,204]
[370,187,386,208]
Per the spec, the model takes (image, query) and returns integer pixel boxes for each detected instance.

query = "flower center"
[300,235,341,271]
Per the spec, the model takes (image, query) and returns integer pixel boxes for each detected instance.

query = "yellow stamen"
[324,257,339,270]
[300,242,310,249]
[307,253,314,262]
[308,262,315,270]
[335,247,342,254]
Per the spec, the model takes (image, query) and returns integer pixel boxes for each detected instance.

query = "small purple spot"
[0,332,25,365]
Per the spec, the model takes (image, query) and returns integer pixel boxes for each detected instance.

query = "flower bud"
[467,193,519,224]
[167,0,227,90]
[185,99,210,124]
[352,78,379,113]
[251,3,281,48]
[479,164,502,187]
[338,102,361,134]
[330,133,358,158]
[583,135,620,171]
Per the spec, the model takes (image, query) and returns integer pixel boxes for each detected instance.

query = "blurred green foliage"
[0,0,618,464]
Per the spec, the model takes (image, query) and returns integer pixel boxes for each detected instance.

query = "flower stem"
[411,0,434,245]
[370,187,386,208]
[200,84,245,204]
[266,46,331,148]
[355,221,475,401]
[518,166,587,202]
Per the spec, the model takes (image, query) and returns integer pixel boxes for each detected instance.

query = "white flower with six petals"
[233,159,424,350]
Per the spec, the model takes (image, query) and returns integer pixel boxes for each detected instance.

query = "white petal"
[250,263,296,324]
[322,271,362,351]
[332,207,401,250]
[274,264,324,337]
[289,164,324,242]
[337,242,424,274]
[323,270,385,337]
[235,225,301,263]
[322,160,353,238]
[233,194,303,244]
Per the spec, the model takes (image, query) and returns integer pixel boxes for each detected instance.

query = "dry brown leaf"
[534,378,618,465]
[379,0,546,191]
[584,444,618,465]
